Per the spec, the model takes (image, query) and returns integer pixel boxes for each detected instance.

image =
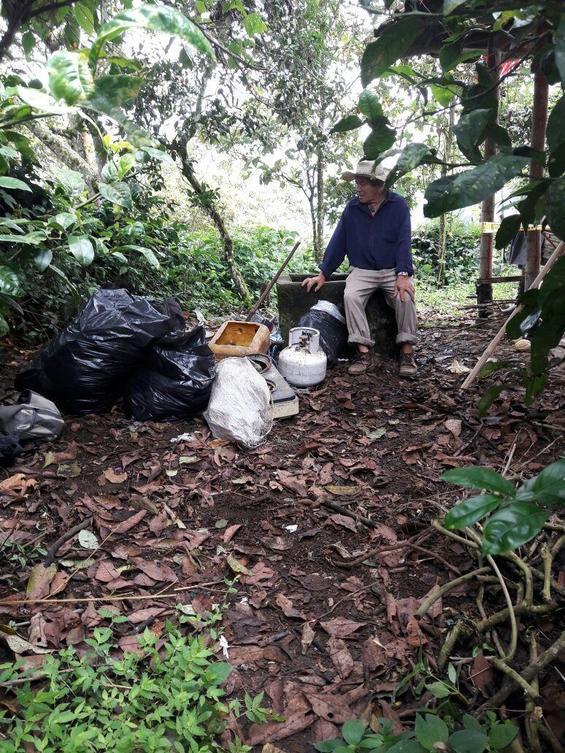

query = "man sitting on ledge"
[302,159,418,377]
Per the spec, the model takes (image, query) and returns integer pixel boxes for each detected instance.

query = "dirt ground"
[1,312,564,750]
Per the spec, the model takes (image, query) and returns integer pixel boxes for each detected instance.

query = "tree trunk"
[437,104,454,285]
[524,71,549,290]
[477,48,499,312]
[315,147,325,263]
[175,146,249,301]
[24,119,98,188]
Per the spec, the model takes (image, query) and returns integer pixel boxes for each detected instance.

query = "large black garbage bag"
[15,289,185,414]
[0,433,23,468]
[297,300,347,367]
[123,326,216,421]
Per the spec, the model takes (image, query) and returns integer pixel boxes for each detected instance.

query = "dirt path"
[1,316,564,750]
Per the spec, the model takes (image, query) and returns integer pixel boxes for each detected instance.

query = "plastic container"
[208,321,270,360]
[277,327,327,387]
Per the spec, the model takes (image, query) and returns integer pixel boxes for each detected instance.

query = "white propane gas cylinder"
[277,327,327,387]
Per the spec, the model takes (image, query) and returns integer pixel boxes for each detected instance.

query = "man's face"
[355,176,384,204]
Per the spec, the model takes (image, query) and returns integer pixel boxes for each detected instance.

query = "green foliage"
[411,223,481,286]
[314,712,517,753]
[0,623,273,753]
[443,458,565,554]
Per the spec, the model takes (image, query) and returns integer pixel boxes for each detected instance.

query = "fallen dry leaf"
[247,710,314,745]
[325,485,358,496]
[327,637,354,679]
[0,473,37,494]
[320,618,365,639]
[26,564,57,601]
[274,593,305,620]
[469,651,495,694]
[110,510,147,534]
[444,418,462,438]
[301,622,316,655]
[104,469,128,484]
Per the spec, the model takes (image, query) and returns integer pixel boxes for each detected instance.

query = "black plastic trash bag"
[0,433,23,468]
[15,289,185,414]
[122,326,216,421]
[297,300,347,367]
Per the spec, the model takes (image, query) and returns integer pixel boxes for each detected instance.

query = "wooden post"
[524,71,549,290]
[476,49,499,313]
[461,241,564,390]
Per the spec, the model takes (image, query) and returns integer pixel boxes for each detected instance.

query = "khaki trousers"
[343,267,418,347]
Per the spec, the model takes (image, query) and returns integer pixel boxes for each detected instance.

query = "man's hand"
[301,272,327,292]
[396,275,415,302]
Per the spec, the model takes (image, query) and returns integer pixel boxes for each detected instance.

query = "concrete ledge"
[276,273,398,356]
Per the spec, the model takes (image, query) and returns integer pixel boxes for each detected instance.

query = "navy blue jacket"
[319,192,414,278]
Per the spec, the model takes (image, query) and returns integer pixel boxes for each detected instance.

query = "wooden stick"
[0,579,226,606]
[461,241,565,390]
[246,239,301,321]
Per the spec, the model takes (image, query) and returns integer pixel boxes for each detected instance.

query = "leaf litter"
[1,319,564,749]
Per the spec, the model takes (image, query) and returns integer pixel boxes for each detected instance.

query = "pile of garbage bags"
[15,289,216,421]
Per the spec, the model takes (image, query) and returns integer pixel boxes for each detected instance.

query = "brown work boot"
[399,351,417,378]
[348,350,373,375]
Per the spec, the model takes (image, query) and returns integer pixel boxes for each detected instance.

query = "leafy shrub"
[412,222,481,286]
[314,713,517,753]
[0,622,272,753]
[443,459,565,554]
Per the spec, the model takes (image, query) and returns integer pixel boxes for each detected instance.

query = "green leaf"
[442,466,515,495]
[48,51,94,105]
[22,30,36,57]
[424,154,529,218]
[314,741,341,753]
[68,235,94,265]
[0,176,31,192]
[430,83,458,107]
[342,720,366,746]
[547,95,565,153]
[440,42,480,72]
[118,153,136,179]
[332,115,363,134]
[385,143,437,188]
[92,4,214,64]
[0,313,8,337]
[34,248,53,272]
[545,176,565,240]
[207,661,232,684]
[444,494,501,529]
[0,231,46,245]
[488,723,518,750]
[555,15,565,84]
[453,109,492,163]
[363,119,396,159]
[478,385,506,417]
[415,714,449,749]
[0,266,22,297]
[74,1,95,34]
[93,74,143,107]
[482,501,549,555]
[53,212,77,230]
[243,12,267,36]
[495,214,521,250]
[358,89,383,122]
[361,14,423,86]
[387,740,427,753]
[57,167,86,196]
[448,729,488,753]
[443,0,467,14]
[99,181,132,209]
[139,146,173,162]
[425,681,451,699]
[119,244,161,268]
[529,458,565,507]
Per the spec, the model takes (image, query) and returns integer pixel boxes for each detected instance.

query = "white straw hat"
[342,159,389,182]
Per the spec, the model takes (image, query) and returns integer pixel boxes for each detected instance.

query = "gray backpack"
[0,391,64,442]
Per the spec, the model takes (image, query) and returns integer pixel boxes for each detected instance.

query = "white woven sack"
[204,357,272,449]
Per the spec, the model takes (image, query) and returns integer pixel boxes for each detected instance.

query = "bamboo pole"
[461,241,564,390]
[246,239,301,321]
